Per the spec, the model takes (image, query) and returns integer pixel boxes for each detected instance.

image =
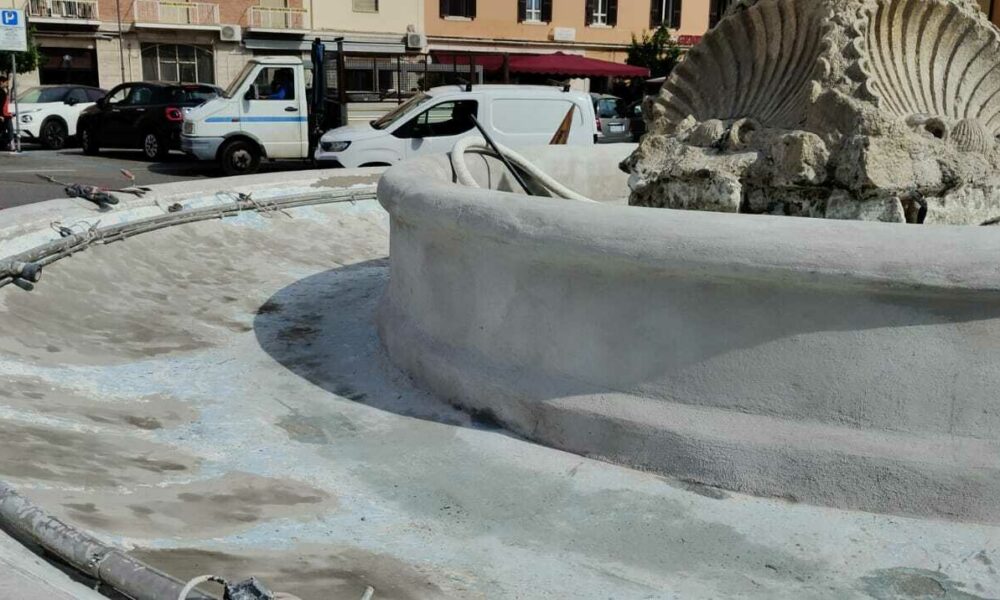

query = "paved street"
[0,145,314,210]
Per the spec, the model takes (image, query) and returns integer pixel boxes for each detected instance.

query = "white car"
[315,85,598,168]
[14,85,106,149]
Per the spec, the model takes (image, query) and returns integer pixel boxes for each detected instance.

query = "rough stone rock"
[624,0,1000,225]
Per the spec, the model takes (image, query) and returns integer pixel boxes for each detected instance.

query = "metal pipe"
[0,481,212,600]
[469,115,531,194]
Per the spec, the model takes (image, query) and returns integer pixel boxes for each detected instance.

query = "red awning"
[508,52,650,78]
[432,52,650,79]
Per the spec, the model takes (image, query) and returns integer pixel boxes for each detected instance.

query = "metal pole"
[396,56,402,104]
[336,38,347,127]
[116,0,125,83]
[470,115,531,195]
[11,55,20,153]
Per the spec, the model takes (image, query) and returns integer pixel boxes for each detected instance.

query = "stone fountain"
[376,0,1000,525]
[625,0,1000,224]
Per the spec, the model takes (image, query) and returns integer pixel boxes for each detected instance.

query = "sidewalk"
[0,529,108,600]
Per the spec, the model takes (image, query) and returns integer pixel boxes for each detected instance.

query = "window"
[124,86,155,106]
[651,0,682,29]
[66,88,89,104]
[519,0,551,23]
[16,86,71,103]
[586,0,618,27]
[249,68,296,101]
[395,100,478,139]
[141,44,215,85]
[105,86,132,106]
[709,0,734,28]
[86,88,106,102]
[440,0,475,19]
[353,0,378,12]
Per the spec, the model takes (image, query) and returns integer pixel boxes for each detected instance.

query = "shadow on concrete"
[253,259,486,431]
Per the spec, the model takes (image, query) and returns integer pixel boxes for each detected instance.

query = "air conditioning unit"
[220,25,243,43]
[406,32,427,50]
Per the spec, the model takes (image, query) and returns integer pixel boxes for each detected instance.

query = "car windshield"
[596,97,626,119]
[224,62,257,98]
[171,86,220,104]
[17,87,70,103]
[372,93,433,130]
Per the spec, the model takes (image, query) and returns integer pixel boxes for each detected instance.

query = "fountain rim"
[378,147,1000,297]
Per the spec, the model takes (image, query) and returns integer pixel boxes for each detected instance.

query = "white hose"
[450,137,596,203]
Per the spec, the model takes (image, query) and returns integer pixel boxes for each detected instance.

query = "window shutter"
[670,0,683,28]
[468,0,476,18]
[650,0,663,28]
[541,0,552,22]
[585,0,595,24]
[608,0,618,25]
[440,0,448,17]
[518,0,526,22]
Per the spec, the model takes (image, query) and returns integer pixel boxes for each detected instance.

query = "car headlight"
[20,115,32,123]
[321,140,351,153]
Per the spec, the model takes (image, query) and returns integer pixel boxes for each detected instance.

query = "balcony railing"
[26,0,99,20]
[133,0,219,26]
[247,5,307,30]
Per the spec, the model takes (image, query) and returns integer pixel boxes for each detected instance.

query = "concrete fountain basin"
[377,144,1000,524]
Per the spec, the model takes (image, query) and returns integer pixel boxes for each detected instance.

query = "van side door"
[240,65,307,158]
[393,99,479,159]
[489,96,590,147]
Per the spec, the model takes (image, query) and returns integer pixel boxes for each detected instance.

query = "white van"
[314,85,597,168]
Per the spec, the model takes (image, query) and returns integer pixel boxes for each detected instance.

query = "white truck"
[181,49,597,175]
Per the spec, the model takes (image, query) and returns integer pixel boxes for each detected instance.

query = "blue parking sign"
[1,11,18,26]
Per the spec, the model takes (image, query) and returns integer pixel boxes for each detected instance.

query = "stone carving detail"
[625,0,1000,224]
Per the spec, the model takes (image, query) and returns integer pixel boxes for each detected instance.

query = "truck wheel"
[80,127,99,155]
[220,140,261,176]
[41,119,68,150]
[142,131,170,161]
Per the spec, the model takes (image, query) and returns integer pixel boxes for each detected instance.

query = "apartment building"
[0,0,424,90]
[426,0,724,63]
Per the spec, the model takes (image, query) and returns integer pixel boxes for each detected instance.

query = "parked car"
[591,93,631,144]
[78,82,222,160]
[628,99,647,142]
[14,85,106,149]
[314,84,597,168]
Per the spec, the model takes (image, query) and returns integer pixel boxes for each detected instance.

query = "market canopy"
[508,52,650,78]
[433,52,651,79]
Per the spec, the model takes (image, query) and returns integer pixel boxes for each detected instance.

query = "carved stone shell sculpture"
[653,0,1000,151]
[656,0,827,130]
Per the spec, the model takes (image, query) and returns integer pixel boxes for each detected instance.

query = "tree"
[0,28,40,76]
[626,26,681,79]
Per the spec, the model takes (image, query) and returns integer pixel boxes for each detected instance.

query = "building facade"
[426,0,721,63]
[0,0,425,91]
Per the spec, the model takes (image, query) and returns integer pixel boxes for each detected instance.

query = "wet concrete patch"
[29,473,333,539]
[0,421,198,487]
[131,545,450,600]
[861,568,991,599]
[0,376,198,431]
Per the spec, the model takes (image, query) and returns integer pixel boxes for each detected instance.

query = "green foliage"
[0,27,41,76]
[626,26,681,79]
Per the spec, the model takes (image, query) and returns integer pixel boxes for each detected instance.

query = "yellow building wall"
[425,0,711,52]
[313,0,424,35]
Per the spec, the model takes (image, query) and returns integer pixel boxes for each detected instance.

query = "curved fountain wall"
[376,145,1000,523]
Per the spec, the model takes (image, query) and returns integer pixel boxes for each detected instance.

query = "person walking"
[0,76,13,151]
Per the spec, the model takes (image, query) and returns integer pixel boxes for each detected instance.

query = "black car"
[78,82,222,160]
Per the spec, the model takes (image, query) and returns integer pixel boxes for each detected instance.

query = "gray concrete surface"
[0,146,314,209]
[0,528,109,599]
[378,144,1000,523]
[0,168,997,599]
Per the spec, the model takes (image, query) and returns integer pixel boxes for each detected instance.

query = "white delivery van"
[182,52,596,175]
[314,85,597,168]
